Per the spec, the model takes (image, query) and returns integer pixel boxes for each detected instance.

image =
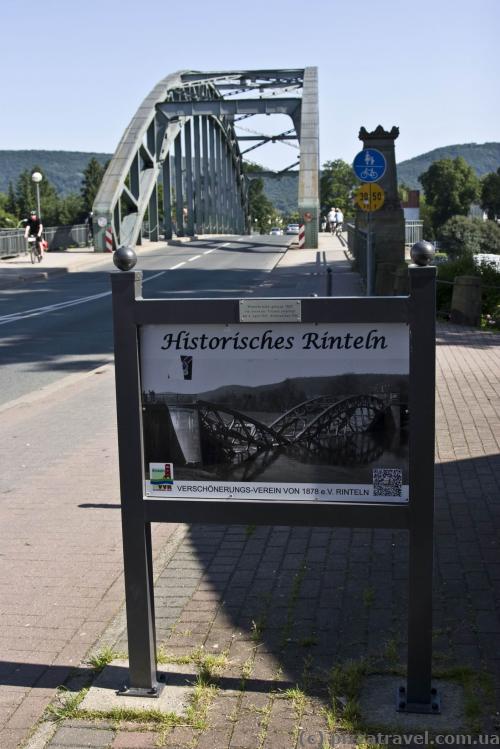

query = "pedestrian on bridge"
[327,207,336,233]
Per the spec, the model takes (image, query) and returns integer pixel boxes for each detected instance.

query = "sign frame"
[111,267,437,713]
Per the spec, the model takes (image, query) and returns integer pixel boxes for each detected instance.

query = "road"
[0,236,288,407]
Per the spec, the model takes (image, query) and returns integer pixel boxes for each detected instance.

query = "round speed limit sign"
[354,183,385,212]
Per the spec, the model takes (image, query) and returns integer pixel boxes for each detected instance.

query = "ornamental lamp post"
[31,171,43,219]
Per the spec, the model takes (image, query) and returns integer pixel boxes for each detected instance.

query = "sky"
[1,0,498,170]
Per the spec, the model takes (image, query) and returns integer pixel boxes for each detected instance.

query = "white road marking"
[143,271,167,282]
[187,255,201,262]
[170,261,186,270]
[203,249,214,254]
[0,265,174,326]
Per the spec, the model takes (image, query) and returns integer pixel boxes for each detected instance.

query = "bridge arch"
[92,68,319,251]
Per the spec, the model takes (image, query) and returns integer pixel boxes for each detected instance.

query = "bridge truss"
[92,68,319,251]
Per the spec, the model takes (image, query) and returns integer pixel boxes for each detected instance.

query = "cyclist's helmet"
[30,210,37,216]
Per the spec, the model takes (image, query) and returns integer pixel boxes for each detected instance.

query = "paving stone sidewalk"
[17,242,500,747]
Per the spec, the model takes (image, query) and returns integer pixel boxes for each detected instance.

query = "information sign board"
[140,322,409,503]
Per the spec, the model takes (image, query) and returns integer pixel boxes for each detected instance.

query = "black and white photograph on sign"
[139,322,409,503]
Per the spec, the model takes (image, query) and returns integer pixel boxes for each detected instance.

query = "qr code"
[373,468,403,497]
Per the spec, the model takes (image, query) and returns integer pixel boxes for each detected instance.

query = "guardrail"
[0,224,90,258]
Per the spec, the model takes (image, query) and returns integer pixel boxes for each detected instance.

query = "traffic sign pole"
[367,212,373,296]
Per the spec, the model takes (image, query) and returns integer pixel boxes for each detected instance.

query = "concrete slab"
[80,660,197,715]
[359,676,466,732]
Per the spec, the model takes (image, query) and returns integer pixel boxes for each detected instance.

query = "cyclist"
[24,210,44,258]
[327,206,336,234]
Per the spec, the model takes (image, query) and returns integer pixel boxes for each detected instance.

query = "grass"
[362,587,375,608]
[324,660,367,732]
[280,562,307,646]
[434,665,495,733]
[251,614,267,643]
[86,647,123,673]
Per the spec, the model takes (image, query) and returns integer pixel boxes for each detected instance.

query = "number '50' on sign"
[354,182,385,212]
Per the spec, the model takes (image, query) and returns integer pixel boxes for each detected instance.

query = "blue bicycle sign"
[352,149,386,182]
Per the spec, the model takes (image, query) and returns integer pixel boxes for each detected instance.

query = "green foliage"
[419,157,480,229]
[248,177,279,233]
[436,255,500,318]
[14,166,61,224]
[320,159,356,218]
[481,168,500,219]
[438,216,500,258]
[81,157,107,211]
[58,193,86,225]
[418,192,435,241]
[242,159,265,173]
[0,192,18,226]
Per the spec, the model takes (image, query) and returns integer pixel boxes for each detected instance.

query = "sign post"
[353,149,388,296]
[110,243,438,713]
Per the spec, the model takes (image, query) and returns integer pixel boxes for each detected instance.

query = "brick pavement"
[3,236,500,747]
[0,368,179,749]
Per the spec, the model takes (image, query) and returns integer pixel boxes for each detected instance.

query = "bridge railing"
[405,220,423,245]
[346,222,375,292]
[0,224,90,258]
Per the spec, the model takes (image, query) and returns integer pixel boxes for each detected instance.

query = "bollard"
[450,276,482,326]
[326,266,333,296]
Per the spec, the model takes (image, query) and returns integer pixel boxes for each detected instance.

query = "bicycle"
[27,235,43,264]
[360,167,378,180]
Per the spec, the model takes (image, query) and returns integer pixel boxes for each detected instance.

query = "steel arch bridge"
[92,68,319,252]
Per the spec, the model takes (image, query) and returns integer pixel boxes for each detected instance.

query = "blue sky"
[1,0,498,168]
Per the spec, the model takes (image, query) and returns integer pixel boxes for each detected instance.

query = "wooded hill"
[1,142,499,210]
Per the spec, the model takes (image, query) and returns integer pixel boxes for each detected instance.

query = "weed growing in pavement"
[240,657,254,689]
[283,685,309,744]
[183,674,218,730]
[245,524,257,539]
[256,700,273,748]
[86,647,123,673]
[434,664,495,733]
[45,687,87,722]
[251,613,267,643]
[281,561,307,646]
[382,637,401,671]
[362,587,375,608]
[323,659,367,731]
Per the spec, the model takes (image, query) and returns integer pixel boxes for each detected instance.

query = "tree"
[248,177,278,233]
[0,193,18,227]
[438,215,500,258]
[58,193,86,225]
[5,182,17,217]
[15,167,60,224]
[81,158,106,212]
[320,159,356,218]
[419,157,480,230]
[481,168,500,220]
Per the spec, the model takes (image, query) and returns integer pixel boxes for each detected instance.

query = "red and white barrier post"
[298,224,305,249]
[105,227,114,253]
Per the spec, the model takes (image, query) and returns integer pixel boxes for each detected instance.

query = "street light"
[31,171,43,219]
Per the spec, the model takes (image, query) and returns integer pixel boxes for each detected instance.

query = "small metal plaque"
[239,299,301,322]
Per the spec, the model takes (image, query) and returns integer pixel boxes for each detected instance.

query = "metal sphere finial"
[113,246,137,271]
[410,240,435,267]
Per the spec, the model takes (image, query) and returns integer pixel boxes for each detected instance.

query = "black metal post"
[326,266,332,296]
[404,257,437,712]
[111,269,161,696]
